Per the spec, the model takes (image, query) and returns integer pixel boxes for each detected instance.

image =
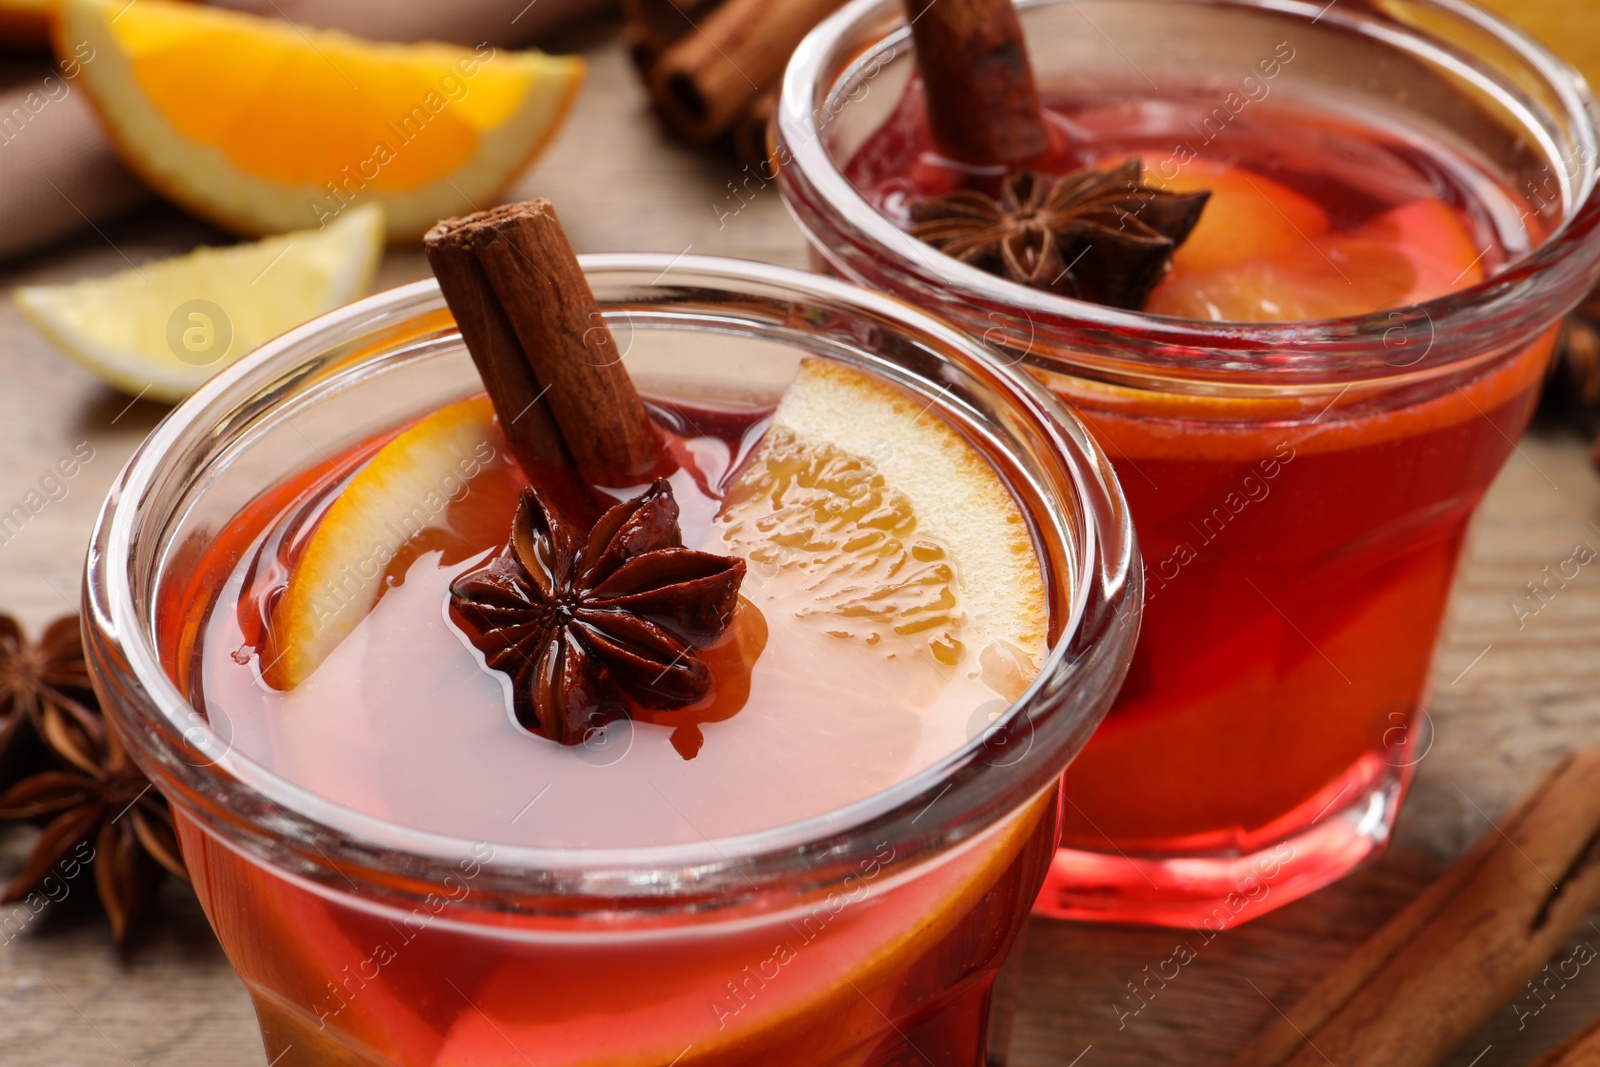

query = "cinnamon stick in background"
[1230,748,1600,1067]
[1533,1014,1600,1066]
[424,201,666,487]
[621,0,722,71]
[902,0,1049,166]
[729,84,777,168]
[647,0,844,143]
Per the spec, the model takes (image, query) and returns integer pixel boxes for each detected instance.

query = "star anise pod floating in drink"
[0,643,186,944]
[0,614,98,785]
[909,159,1210,310]
[450,479,746,745]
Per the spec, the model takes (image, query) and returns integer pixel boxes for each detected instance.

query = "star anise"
[0,622,185,944]
[0,614,96,783]
[450,479,746,745]
[1545,283,1600,470]
[909,159,1210,310]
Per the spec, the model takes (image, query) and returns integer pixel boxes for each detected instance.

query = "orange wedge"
[264,397,503,689]
[56,0,583,239]
[1369,197,1486,299]
[1147,159,1486,322]
[718,359,1047,698]
[1149,158,1330,275]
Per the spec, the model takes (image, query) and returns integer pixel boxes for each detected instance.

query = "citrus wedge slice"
[1148,179,1486,322]
[56,0,584,239]
[14,202,383,402]
[1150,159,1331,276]
[263,396,502,690]
[718,359,1048,699]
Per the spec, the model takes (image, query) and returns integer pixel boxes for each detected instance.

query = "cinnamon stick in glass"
[424,223,572,477]
[1230,748,1600,1067]
[902,0,1050,167]
[424,200,667,488]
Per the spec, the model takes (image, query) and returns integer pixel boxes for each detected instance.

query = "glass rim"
[85,254,1139,909]
[777,0,1600,375]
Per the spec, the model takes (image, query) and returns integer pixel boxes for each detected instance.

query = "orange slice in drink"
[1150,159,1331,275]
[263,397,504,689]
[56,0,583,239]
[1147,159,1486,321]
[718,359,1048,698]
[1369,197,1487,299]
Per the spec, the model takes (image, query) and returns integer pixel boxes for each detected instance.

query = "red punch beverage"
[163,393,1056,1065]
[86,261,1139,1064]
[848,82,1546,917]
[776,0,1600,923]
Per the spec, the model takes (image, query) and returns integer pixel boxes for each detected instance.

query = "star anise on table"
[0,614,95,781]
[1547,283,1600,470]
[450,479,746,745]
[0,615,186,944]
[908,159,1210,310]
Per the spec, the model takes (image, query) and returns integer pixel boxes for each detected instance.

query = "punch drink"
[776,0,1600,921]
[165,389,1053,1065]
[85,259,1139,1065]
[849,82,1546,907]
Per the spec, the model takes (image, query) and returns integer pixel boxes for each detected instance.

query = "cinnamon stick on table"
[903,0,1050,167]
[648,0,845,143]
[730,85,778,168]
[622,0,723,71]
[423,201,667,488]
[1230,748,1600,1067]
[1532,1015,1600,1067]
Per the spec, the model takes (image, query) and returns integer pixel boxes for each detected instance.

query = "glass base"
[1034,765,1406,927]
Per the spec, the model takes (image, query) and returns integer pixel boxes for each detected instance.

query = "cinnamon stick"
[1533,1015,1600,1067]
[424,201,667,487]
[730,85,777,168]
[424,228,572,477]
[648,0,845,143]
[1230,748,1600,1067]
[902,0,1050,167]
[622,0,723,71]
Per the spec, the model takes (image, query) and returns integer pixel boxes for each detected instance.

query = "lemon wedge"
[15,203,384,402]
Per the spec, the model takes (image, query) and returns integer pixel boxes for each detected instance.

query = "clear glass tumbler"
[82,256,1140,1065]
[776,0,1600,924]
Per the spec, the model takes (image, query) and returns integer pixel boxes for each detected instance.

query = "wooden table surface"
[2,16,1599,1067]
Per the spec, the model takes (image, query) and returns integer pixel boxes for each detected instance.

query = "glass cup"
[775,0,1600,924]
[82,256,1140,1066]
